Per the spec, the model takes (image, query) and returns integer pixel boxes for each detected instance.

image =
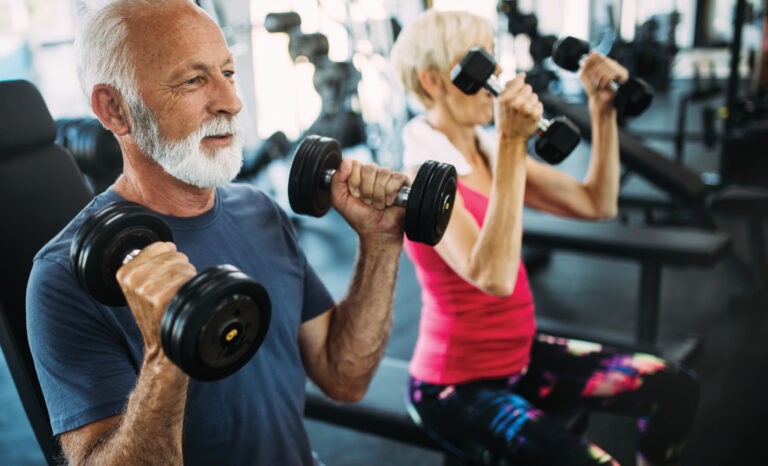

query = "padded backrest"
[55,117,123,193]
[0,79,94,464]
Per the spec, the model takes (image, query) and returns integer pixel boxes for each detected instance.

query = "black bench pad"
[523,213,732,267]
[708,185,768,217]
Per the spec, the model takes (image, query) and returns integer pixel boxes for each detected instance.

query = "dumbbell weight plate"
[534,116,581,165]
[405,161,457,246]
[70,202,173,307]
[161,265,271,381]
[288,135,342,217]
[614,77,654,117]
[551,36,589,72]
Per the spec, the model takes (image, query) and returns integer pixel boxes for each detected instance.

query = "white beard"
[128,97,244,188]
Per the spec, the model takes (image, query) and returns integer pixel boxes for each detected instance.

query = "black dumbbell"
[288,135,457,246]
[450,47,580,165]
[551,36,654,117]
[69,201,271,381]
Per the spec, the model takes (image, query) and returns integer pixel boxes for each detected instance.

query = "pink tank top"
[404,181,537,385]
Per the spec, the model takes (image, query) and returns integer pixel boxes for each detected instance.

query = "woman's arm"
[524,52,627,220]
[428,75,542,298]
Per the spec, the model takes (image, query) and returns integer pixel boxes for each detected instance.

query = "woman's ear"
[91,85,131,136]
[418,68,447,100]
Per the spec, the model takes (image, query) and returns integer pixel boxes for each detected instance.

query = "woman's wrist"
[495,135,528,171]
[498,132,530,145]
[588,96,617,119]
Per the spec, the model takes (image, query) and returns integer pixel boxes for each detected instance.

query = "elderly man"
[26,1,409,464]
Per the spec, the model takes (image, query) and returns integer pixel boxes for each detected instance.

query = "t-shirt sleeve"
[271,200,335,323]
[26,258,138,436]
[300,257,334,323]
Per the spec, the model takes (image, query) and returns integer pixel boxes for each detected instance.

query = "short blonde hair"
[390,10,493,109]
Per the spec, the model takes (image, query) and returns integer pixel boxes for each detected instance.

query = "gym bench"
[540,93,767,308]
[522,212,732,362]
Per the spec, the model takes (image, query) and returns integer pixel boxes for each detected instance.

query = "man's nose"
[209,75,242,116]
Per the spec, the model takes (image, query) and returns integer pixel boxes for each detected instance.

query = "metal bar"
[675,95,690,164]
[748,218,767,288]
[726,0,748,132]
[637,261,663,346]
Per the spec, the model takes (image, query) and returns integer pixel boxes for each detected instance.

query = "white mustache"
[198,116,242,140]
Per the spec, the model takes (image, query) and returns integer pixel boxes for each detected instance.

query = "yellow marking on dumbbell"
[225,329,239,342]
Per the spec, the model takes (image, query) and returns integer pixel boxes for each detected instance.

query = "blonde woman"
[390,10,698,466]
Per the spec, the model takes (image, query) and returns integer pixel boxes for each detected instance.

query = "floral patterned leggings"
[406,334,699,465]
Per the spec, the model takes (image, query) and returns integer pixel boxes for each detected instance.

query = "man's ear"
[418,68,447,100]
[91,85,131,136]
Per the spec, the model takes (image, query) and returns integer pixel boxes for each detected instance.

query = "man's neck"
[114,147,216,217]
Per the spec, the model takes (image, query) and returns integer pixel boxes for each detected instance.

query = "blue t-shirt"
[26,183,334,465]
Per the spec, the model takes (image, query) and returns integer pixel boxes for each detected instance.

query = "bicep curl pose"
[390,10,699,466]
[26,1,412,465]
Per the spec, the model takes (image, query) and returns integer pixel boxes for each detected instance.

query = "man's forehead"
[128,5,219,45]
[126,6,230,73]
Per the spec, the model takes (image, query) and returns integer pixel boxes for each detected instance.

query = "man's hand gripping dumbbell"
[289,135,457,246]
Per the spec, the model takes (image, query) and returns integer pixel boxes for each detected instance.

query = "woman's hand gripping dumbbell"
[69,202,271,381]
[450,47,580,164]
[551,36,654,117]
[288,135,457,246]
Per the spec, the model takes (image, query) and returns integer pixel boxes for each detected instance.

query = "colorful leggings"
[406,334,699,465]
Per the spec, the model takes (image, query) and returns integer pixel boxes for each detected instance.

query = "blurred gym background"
[2,0,768,464]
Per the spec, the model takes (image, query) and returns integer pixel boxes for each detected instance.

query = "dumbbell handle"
[321,169,410,206]
[122,249,142,266]
[485,74,558,134]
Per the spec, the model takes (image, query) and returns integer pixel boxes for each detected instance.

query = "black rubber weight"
[70,202,172,307]
[415,161,455,246]
[404,161,435,245]
[161,265,271,381]
[288,135,341,216]
[307,136,341,216]
[425,162,457,244]
[288,136,314,215]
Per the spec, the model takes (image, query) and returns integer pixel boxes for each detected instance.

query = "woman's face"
[440,39,499,127]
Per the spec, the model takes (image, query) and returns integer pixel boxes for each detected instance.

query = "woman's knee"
[653,363,700,417]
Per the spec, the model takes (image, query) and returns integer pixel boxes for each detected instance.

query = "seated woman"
[389,10,699,466]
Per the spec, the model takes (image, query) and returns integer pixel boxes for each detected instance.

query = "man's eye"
[185,77,201,85]
[223,70,235,78]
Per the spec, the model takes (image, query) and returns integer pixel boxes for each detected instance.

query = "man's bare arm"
[299,159,407,401]
[60,356,188,465]
[61,242,196,464]
[299,238,401,401]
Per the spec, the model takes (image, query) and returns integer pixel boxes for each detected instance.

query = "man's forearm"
[324,239,401,398]
[76,354,189,465]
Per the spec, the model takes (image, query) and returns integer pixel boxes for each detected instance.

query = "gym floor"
[1,81,766,465]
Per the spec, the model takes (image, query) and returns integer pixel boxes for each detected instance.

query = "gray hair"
[74,0,194,105]
[390,10,494,109]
